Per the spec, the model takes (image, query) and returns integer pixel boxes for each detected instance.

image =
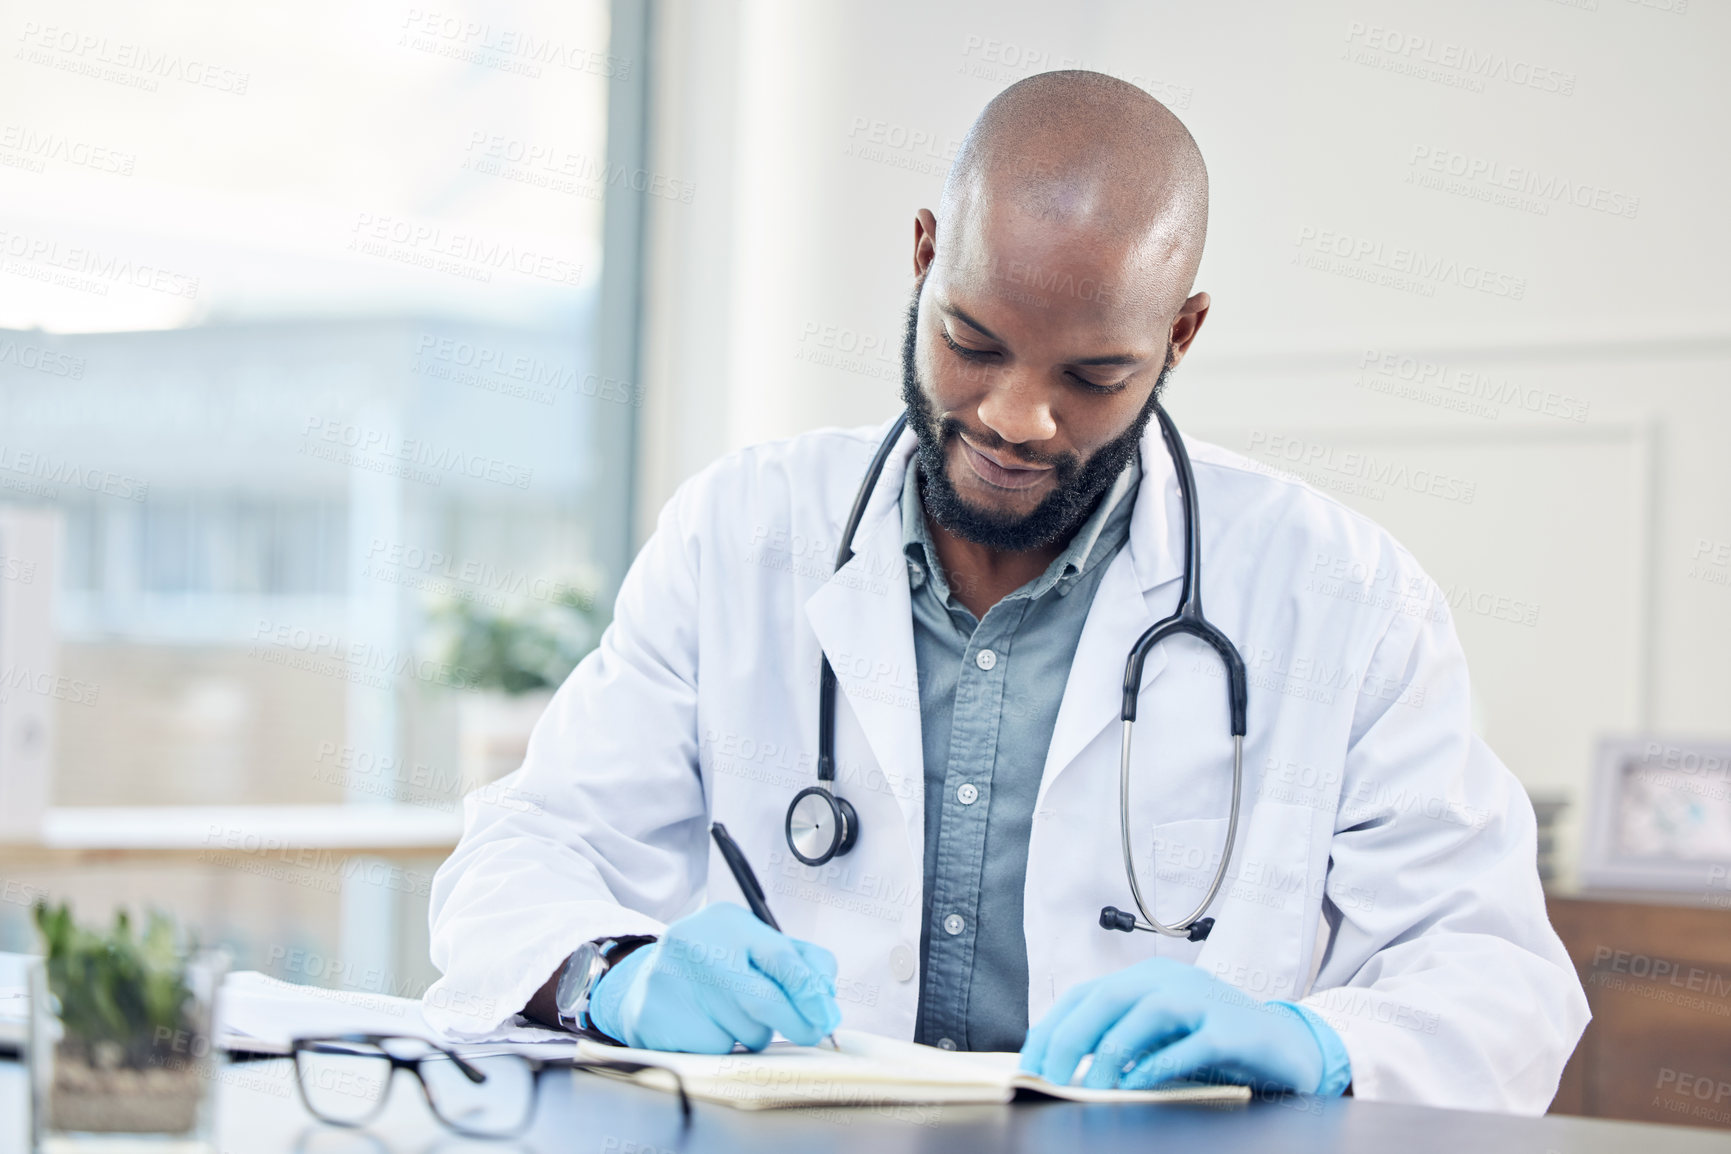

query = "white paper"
[216,971,577,1057]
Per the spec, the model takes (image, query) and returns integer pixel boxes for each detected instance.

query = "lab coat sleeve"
[421,475,712,1039]
[1297,594,1589,1112]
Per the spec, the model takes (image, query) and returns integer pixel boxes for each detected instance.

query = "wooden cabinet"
[1548,892,1731,1130]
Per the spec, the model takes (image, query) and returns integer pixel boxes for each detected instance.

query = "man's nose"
[976,377,1056,446]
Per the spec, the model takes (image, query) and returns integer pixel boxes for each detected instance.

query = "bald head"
[937,70,1209,308]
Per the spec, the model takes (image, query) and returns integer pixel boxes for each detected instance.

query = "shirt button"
[957,783,979,805]
[975,648,997,671]
[943,913,965,936]
[889,944,916,982]
[937,1038,957,1051]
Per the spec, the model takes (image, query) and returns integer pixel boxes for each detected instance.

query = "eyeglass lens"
[418,1052,536,1136]
[295,1040,536,1138]
[295,1043,393,1126]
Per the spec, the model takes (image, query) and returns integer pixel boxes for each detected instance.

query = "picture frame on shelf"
[1581,736,1731,900]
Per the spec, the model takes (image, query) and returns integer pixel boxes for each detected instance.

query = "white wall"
[636,0,1731,884]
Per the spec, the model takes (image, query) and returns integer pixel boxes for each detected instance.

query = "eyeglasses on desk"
[290,1034,691,1139]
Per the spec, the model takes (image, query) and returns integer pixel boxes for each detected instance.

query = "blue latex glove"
[1019,958,1351,1096]
[586,903,841,1053]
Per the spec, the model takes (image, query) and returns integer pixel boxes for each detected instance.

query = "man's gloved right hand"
[586,903,842,1053]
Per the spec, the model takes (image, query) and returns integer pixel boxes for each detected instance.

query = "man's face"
[900,202,1183,552]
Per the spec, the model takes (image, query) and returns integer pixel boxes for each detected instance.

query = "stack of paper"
[216,971,575,1058]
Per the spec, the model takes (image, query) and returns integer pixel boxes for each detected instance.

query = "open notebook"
[575,1029,1251,1110]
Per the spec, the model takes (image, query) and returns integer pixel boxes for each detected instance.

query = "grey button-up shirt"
[902,454,1140,1052]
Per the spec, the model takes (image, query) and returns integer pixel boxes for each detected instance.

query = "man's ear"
[1167,291,1210,369]
[913,209,937,277]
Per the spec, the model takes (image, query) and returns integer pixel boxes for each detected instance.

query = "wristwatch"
[553,935,655,1036]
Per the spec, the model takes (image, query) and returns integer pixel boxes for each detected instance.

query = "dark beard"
[898,281,1171,552]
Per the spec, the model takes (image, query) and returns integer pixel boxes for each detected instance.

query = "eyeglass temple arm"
[570,1058,692,1124]
[294,1034,490,1085]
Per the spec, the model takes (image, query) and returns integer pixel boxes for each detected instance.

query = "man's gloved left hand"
[1018,957,1351,1095]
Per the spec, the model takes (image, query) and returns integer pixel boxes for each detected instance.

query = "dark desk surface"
[2,1057,1729,1154]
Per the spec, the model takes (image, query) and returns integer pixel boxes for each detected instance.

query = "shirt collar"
[901,451,1140,603]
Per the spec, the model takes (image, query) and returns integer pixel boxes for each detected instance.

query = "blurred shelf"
[1548,892,1731,1130]
[0,806,463,865]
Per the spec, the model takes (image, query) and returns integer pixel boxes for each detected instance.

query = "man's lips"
[957,436,1054,491]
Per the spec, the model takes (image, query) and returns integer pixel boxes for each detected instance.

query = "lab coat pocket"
[1137,816,1233,953]
[1201,800,1324,1002]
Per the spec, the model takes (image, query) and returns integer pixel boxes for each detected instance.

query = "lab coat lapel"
[802,431,924,842]
[1038,427,1187,806]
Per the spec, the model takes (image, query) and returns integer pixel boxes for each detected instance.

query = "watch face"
[555,942,603,1020]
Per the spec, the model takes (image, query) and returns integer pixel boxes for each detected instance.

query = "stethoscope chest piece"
[786,786,859,866]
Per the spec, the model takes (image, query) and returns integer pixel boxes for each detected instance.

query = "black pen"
[709,822,839,1050]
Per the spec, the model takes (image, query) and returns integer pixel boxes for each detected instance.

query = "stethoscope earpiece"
[1100,906,1215,942]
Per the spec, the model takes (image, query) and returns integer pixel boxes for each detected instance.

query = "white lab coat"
[425,416,1589,1113]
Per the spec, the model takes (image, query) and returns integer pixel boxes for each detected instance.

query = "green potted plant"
[30,900,224,1147]
[425,584,601,788]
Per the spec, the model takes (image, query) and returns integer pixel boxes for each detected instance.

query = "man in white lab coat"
[424,70,1588,1111]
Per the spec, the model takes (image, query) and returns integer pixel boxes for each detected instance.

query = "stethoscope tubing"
[799,404,1247,939]
[817,411,911,787]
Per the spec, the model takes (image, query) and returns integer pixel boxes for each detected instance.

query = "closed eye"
[940,326,1130,395]
[1068,375,1129,396]
[939,327,997,361]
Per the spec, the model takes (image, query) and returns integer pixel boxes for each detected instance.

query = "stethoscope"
[785,405,1247,942]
